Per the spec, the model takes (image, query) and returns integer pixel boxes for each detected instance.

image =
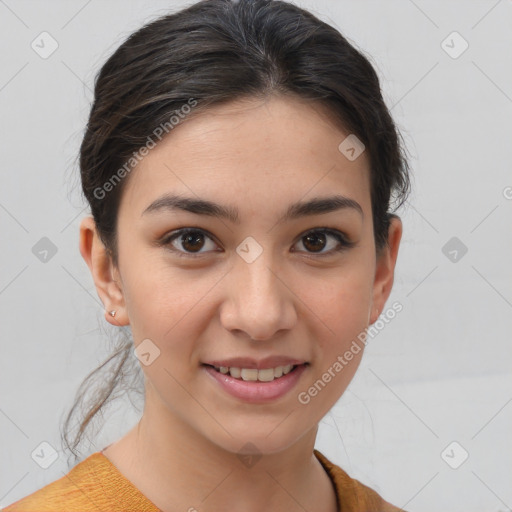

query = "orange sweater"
[2,449,404,511]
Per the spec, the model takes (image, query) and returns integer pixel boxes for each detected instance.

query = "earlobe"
[369,215,402,325]
[79,216,128,327]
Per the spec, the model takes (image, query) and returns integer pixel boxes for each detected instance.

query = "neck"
[103,386,337,512]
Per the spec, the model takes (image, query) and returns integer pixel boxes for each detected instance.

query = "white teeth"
[257,368,275,382]
[240,368,259,381]
[213,364,297,381]
[229,367,241,378]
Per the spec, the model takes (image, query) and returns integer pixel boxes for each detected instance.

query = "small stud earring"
[108,310,116,318]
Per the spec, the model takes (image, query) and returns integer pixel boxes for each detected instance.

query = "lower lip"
[202,364,308,403]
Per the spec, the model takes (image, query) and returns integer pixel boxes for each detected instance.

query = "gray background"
[1,1,511,510]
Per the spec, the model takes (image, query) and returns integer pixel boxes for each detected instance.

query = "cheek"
[123,271,209,400]
[296,273,371,415]
[303,266,373,348]
[121,256,221,353]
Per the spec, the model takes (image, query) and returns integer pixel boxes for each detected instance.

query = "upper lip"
[203,356,307,369]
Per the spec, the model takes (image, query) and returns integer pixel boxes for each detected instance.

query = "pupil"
[183,232,204,252]
[303,233,325,252]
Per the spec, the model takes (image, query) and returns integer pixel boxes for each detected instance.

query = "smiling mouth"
[203,363,306,382]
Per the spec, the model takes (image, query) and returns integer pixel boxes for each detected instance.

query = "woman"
[3,0,410,510]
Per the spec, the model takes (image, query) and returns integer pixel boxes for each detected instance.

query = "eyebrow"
[141,193,363,223]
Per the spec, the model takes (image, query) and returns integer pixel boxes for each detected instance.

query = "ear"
[79,216,128,327]
[369,215,402,325]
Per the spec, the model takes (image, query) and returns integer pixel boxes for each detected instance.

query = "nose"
[219,250,297,341]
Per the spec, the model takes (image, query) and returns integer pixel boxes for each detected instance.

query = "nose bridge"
[236,235,278,295]
[242,252,279,303]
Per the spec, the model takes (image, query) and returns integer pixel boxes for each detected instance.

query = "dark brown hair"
[62,0,411,463]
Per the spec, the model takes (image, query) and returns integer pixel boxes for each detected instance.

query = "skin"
[79,94,402,512]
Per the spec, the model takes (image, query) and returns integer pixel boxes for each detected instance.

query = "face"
[82,94,401,456]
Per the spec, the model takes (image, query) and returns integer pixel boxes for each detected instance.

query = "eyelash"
[160,227,355,259]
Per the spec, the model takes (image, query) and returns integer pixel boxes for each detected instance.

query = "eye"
[160,227,355,259]
[292,228,354,256]
[162,228,219,257]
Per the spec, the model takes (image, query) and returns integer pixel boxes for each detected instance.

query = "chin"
[200,421,314,458]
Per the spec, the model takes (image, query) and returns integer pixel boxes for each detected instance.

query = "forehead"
[119,94,371,220]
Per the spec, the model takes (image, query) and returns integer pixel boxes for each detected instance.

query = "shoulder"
[1,452,157,512]
[1,453,110,512]
[313,449,405,512]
